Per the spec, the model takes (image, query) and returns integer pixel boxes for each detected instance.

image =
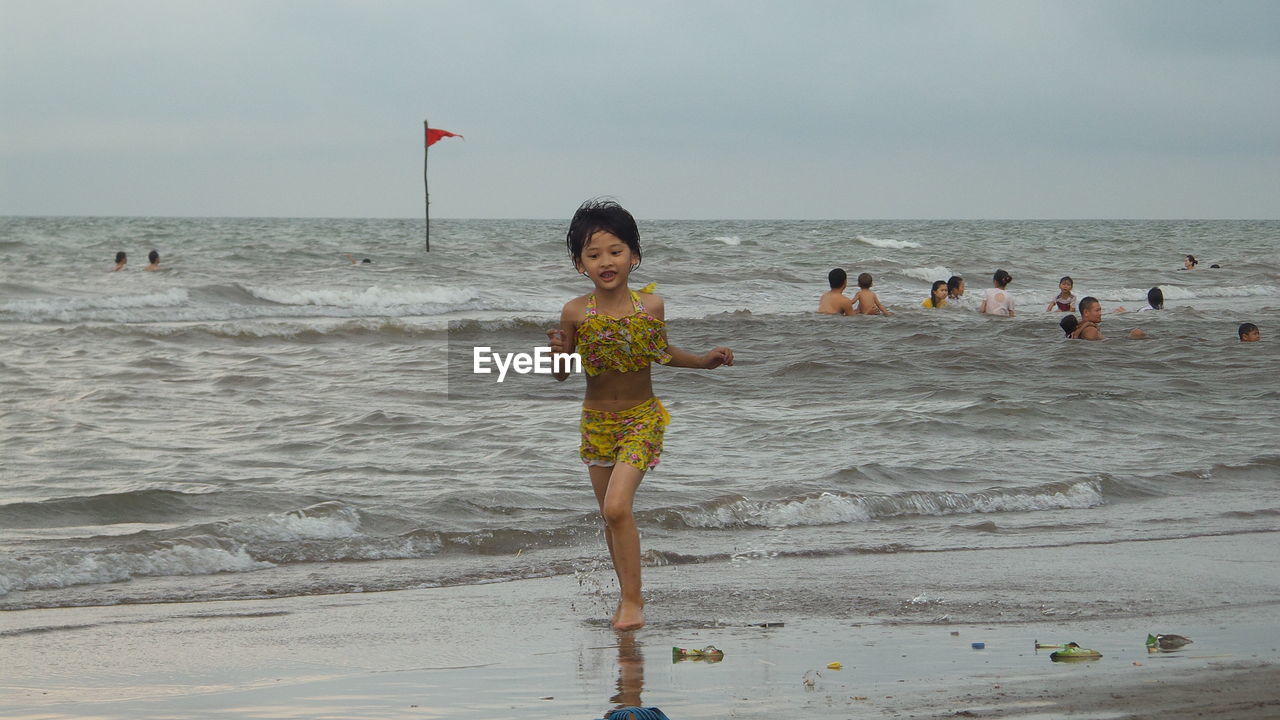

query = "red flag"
[426,128,463,147]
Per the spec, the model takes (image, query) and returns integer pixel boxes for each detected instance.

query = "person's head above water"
[565,198,641,267]
[148,249,159,264]
[993,269,1012,288]
[1059,314,1079,337]
[947,275,964,297]
[828,268,847,289]
[927,280,947,307]
[115,251,127,264]
[1147,287,1164,310]
[1238,323,1260,342]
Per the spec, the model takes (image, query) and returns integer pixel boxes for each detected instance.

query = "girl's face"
[952,280,964,296]
[1184,257,1195,270]
[575,230,636,290]
[1059,279,1073,294]
[933,284,948,302]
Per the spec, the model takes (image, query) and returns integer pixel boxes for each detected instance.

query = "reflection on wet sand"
[597,633,671,720]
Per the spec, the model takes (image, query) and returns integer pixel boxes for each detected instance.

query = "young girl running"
[547,199,733,631]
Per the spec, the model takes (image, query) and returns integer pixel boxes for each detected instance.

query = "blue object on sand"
[602,707,672,720]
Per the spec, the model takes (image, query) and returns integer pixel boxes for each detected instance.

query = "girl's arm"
[648,293,734,370]
[666,344,734,369]
[548,301,580,382]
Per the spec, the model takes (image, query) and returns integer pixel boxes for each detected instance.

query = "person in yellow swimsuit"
[547,199,734,631]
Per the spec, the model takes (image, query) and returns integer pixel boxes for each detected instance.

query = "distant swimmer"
[112,251,127,271]
[345,253,372,265]
[1238,323,1260,342]
[145,249,161,271]
[817,268,855,315]
[1182,254,1198,270]
[851,272,892,316]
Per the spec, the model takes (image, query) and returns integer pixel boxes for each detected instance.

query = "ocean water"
[1,216,1277,612]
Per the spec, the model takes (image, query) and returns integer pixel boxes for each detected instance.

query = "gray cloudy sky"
[2,0,1277,219]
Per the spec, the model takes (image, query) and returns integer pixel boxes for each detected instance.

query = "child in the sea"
[547,199,733,631]
[818,268,855,315]
[979,269,1015,316]
[144,249,161,271]
[922,280,948,308]
[1046,276,1076,312]
[112,251,127,271]
[1238,323,1260,342]
[852,273,892,315]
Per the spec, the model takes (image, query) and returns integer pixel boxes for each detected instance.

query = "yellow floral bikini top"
[575,286,672,376]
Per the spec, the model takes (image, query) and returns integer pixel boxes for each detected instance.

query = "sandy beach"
[3,531,1277,719]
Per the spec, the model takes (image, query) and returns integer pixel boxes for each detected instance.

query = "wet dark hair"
[1059,276,1073,287]
[1146,287,1163,310]
[115,251,127,263]
[1238,322,1258,338]
[565,198,641,265]
[857,272,873,289]
[1185,254,1198,267]
[362,258,371,263]
[148,249,159,264]
[1079,296,1100,314]
[947,275,964,296]
[926,280,947,307]
[993,269,1012,288]
[1060,314,1078,337]
[828,268,847,289]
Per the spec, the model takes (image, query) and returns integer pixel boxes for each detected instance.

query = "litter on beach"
[672,645,725,662]
[1049,642,1103,661]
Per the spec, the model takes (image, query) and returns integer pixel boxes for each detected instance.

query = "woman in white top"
[979,269,1015,316]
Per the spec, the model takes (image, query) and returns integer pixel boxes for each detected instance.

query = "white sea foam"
[856,235,921,250]
[0,288,191,322]
[0,542,272,596]
[681,483,1103,530]
[713,236,742,246]
[246,284,477,309]
[226,502,363,542]
[901,266,953,284]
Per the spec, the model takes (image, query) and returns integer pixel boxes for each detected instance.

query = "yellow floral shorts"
[579,397,670,471]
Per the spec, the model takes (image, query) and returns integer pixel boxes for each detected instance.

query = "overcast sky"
[2,0,1277,219]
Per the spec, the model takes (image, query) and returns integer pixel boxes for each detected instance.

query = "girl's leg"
[589,462,647,631]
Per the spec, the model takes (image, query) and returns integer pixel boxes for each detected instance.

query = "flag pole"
[430,119,435,251]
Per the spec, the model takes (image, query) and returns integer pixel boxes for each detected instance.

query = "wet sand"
[2,532,1277,719]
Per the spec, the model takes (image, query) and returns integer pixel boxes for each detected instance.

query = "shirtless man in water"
[1071,297,1145,340]
[817,268,855,315]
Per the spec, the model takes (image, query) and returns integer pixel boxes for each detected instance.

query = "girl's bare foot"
[613,600,645,631]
